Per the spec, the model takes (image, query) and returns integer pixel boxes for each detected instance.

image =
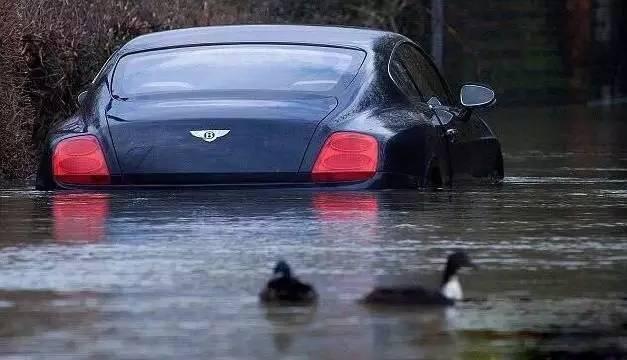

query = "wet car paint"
[36,26,503,189]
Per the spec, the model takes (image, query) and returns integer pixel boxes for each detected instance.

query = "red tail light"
[312,132,378,183]
[52,135,110,185]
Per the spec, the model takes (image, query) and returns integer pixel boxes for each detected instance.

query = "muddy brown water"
[1,105,626,359]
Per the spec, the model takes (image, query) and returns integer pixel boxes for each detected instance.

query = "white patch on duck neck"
[440,276,463,301]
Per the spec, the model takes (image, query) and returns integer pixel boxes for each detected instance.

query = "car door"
[389,43,452,185]
[396,43,486,183]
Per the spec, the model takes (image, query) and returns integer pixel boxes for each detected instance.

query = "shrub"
[0,0,35,180]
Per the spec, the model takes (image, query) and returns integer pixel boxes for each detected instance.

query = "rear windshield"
[112,44,365,98]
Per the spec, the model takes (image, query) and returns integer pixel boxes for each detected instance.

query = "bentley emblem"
[190,130,230,143]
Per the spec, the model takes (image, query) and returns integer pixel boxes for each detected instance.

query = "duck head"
[440,251,476,301]
[273,260,292,279]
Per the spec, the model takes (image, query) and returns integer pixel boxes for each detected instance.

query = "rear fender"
[300,107,437,180]
[36,83,121,189]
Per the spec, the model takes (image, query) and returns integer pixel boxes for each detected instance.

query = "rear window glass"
[112,44,365,97]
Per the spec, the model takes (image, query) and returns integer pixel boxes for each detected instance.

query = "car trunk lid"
[105,95,337,185]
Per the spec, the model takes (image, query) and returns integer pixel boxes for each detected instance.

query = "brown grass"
[0,0,35,180]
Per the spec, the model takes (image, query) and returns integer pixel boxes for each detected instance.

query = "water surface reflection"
[313,192,379,220]
[53,193,109,243]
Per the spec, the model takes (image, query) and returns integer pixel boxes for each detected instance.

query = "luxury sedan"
[36,25,503,190]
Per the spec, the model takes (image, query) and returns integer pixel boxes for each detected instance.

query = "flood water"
[1,105,626,359]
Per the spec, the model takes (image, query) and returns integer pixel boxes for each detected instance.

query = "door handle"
[445,128,459,143]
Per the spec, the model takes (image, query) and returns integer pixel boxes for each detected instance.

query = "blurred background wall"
[440,0,626,105]
[0,0,625,180]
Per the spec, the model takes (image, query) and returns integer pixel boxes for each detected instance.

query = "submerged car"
[36,25,503,190]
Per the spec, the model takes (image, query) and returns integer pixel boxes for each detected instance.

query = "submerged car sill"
[52,173,418,190]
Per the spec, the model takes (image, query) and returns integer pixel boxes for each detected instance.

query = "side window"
[397,43,451,104]
[389,56,422,100]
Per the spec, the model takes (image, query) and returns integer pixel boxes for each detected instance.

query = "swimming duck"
[259,260,317,304]
[361,251,477,306]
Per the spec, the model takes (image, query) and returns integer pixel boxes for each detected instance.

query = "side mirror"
[77,91,88,106]
[460,84,495,109]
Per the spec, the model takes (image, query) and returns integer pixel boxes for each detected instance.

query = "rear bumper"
[46,172,420,191]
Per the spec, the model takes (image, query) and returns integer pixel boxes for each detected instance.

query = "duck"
[259,260,317,304]
[361,251,477,306]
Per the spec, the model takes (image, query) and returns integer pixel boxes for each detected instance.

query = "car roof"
[119,25,405,54]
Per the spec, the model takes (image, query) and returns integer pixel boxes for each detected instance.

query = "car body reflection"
[53,193,110,243]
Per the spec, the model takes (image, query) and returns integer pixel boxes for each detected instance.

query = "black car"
[37,25,503,190]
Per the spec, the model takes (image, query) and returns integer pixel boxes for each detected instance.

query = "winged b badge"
[190,130,230,143]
